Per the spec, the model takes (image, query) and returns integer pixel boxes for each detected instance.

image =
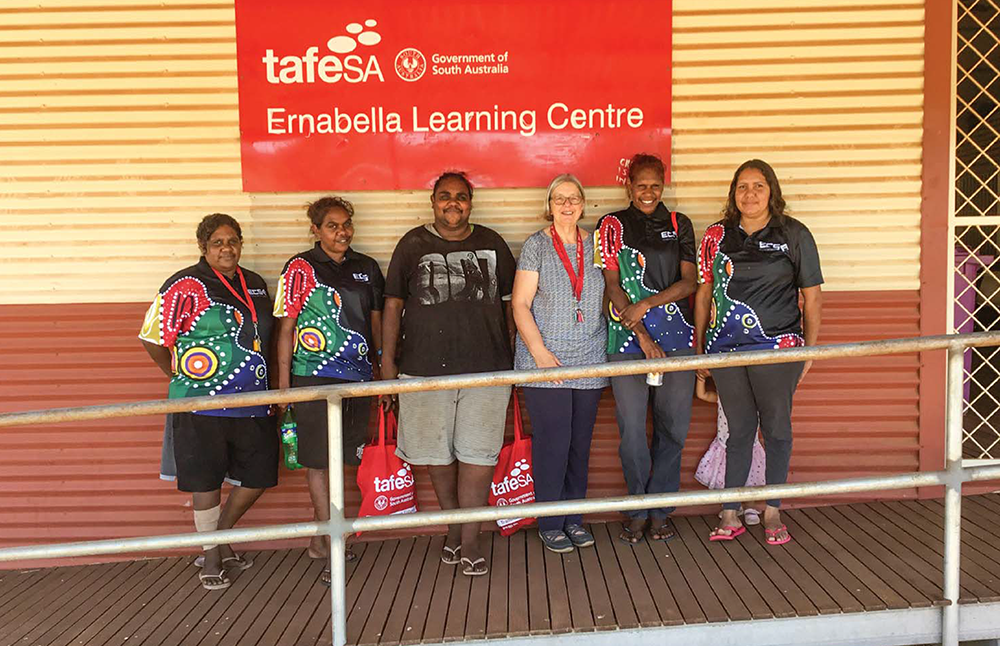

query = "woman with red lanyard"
[511,174,608,553]
[594,153,698,545]
[140,213,277,591]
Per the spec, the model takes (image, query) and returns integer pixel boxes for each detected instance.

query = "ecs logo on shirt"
[248,288,268,297]
[660,231,677,241]
[759,241,789,254]
[353,272,370,282]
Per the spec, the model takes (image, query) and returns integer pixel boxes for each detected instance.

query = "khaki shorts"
[395,376,511,467]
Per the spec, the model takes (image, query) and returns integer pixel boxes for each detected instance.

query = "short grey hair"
[543,173,586,221]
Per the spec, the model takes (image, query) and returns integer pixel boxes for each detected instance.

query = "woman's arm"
[275,317,296,392]
[370,310,383,378]
[511,269,560,370]
[693,281,713,379]
[142,341,173,378]
[798,285,823,384]
[379,297,404,409]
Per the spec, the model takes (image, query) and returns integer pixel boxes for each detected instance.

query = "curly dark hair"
[627,153,666,183]
[196,213,242,250]
[723,159,787,227]
[306,196,355,227]
[432,171,474,199]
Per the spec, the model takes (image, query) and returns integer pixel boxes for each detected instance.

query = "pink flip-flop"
[709,525,746,542]
[765,524,792,546]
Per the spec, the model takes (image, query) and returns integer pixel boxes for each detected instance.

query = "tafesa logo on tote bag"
[491,459,533,499]
[261,18,386,84]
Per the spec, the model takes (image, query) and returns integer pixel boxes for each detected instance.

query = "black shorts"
[172,412,279,493]
[292,375,372,468]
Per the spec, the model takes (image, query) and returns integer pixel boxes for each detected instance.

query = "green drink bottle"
[280,407,304,470]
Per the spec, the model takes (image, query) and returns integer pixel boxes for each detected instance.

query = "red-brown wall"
[0,291,920,568]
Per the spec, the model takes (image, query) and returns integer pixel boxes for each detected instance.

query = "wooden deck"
[4,494,1000,646]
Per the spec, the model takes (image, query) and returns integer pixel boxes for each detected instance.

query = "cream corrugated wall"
[0,0,923,305]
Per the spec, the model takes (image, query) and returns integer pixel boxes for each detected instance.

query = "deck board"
[3,495,1000,646]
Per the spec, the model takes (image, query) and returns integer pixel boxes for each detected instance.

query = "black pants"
[523,387,603,532]
[712,361,804,510]
[609,349,695,519]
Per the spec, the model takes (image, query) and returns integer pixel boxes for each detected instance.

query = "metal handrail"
[0,332,997,646]
[1,332,997,427]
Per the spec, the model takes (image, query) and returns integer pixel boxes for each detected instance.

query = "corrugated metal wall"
[0,0,922,302]
[0,0,927,563]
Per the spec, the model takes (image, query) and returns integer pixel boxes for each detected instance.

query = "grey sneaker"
[538,529,574,553]
[564,523,595,548]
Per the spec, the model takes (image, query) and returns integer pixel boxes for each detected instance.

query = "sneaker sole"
[569,539,595,548]
[542,543,576,554]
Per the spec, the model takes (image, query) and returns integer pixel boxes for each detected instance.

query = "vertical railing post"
[941,346,964,645]
[327,396,347,646]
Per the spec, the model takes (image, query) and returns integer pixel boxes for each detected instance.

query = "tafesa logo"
[373,465,414,493]
[491,459,533,497]
[262,18,385,84]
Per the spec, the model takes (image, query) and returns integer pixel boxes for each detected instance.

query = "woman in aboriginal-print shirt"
[273,196,385,580]
[140,213,276,592]
[695,159,823,547]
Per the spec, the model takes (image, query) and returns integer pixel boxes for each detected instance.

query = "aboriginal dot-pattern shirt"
[273,244,385,382]
[594,203,696,354]
[138,257,274,417]
[698,215,823,354]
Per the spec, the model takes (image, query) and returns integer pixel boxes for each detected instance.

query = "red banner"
[234,1,672,192]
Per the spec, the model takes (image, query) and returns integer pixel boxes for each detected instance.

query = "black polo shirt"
[698,215,823,353]
[138,257,274,417]
[274,243,385,382]
[594,203,696,354]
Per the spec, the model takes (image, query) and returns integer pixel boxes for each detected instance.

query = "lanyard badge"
[550,226,585,323]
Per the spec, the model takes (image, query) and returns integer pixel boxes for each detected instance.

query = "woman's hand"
[532,347,563,385]
[693,342,711,380]
[379,358,399,411]
[638,333,666,361]
[620,300,651,331]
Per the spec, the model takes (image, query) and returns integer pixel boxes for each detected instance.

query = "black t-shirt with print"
[385,224,516,376]
[698,215,823,353]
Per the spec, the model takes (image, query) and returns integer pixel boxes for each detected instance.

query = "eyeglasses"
[551,195,583,206]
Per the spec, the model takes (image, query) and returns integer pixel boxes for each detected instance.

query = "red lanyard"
[211,266,261,350]
[550,226,585,322]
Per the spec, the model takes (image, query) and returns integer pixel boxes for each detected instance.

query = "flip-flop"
[764,524,791,546]
[743,509,762,526]
[320,568,331,587]
[648,519,676,542]
[222,554,254,571]
[198,571,231,591]
[193,553,254,569]
[709,525,746,542]
[461,556,488,577]
[618,520,647,545]
[441,544,462,565]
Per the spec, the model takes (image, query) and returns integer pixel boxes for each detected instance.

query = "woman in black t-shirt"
[694,159,823,546]
[381,172,517,577]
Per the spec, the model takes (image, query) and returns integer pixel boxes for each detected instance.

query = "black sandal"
[648,518,676,542]
[618,519,647,545]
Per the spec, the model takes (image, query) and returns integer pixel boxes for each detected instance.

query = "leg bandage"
[193,505,221,551]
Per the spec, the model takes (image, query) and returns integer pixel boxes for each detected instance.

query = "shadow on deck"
[4,495,1000,646]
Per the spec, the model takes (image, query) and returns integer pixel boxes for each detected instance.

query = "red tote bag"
[488,389,536,536]
[356,408,417,534]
